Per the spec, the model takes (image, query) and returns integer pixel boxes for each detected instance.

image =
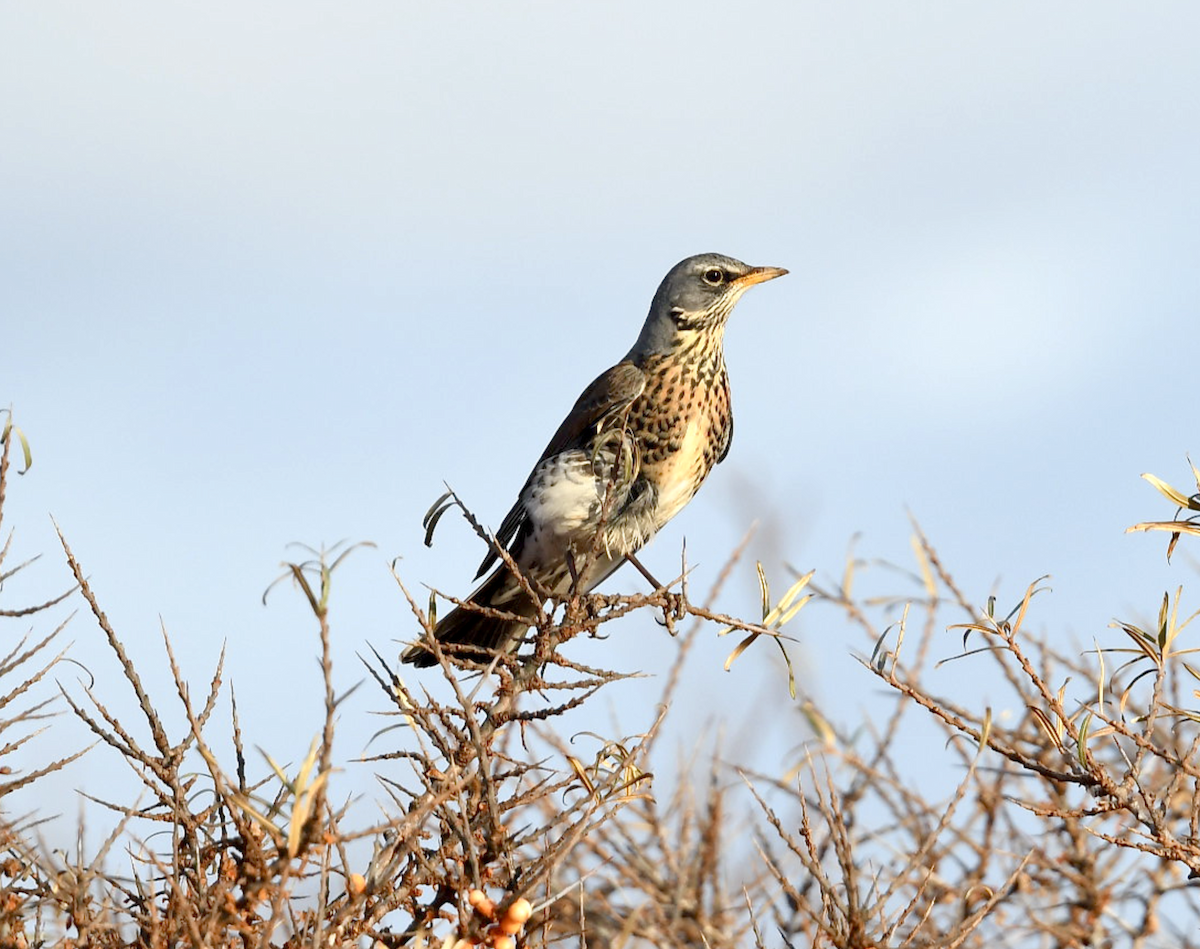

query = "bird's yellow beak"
[733,266,789,288]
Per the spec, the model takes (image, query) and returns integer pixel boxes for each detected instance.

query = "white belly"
[521,452,602,538]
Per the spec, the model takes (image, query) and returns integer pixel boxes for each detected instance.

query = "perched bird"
[404,253,787,667]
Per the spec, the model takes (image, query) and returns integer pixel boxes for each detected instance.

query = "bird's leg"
[561,550,590,635]
[626,552,686,630]
[565,550,581,592]
[625,551,665,590]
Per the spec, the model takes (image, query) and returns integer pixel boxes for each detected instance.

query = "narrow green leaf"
[778,595,812,627]
[756,562,769,621]
[777,635,797,700]
[1142,472,1191,507]
[724,631,759,671]
[777,570,814,611]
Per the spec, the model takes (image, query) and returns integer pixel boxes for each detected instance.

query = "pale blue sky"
[3,3,1198,841]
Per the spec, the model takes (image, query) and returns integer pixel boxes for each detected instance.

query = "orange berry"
[468,889,496,918]
[506,898,532,925]
[347,873,367,896]
[497,896,532,934]
[491,935,515,949]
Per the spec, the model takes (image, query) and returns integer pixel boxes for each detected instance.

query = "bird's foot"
[655,590,687,636]
[581,594,612,639]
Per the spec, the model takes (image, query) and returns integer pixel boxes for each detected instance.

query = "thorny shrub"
[1,411,1199,948]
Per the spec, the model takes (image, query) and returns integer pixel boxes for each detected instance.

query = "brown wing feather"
[475,360,647,578]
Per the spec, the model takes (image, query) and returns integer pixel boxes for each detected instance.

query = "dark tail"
[401,567,541,668]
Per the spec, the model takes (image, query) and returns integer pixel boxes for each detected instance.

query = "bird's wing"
[716,375,734,464]
[475,360,647,578]
[535,360,647,461]
[717,413,733,464]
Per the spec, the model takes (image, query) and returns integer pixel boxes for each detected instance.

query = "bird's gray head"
[628,253,787,359]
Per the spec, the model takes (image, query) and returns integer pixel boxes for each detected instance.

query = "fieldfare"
[404,252,787,667]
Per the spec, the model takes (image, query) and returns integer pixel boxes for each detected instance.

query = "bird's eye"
[702,268,724,285]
